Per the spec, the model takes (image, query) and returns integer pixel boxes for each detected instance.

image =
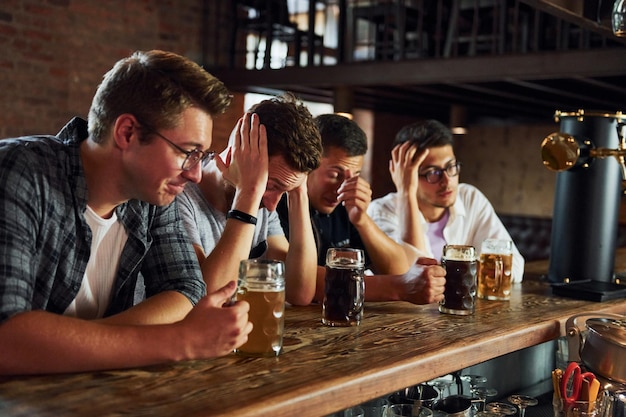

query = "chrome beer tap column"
[540,110,625,298]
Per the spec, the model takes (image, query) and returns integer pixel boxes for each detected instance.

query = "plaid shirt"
[0,117,205,323]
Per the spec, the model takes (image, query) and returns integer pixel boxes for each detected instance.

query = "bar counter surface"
[1,248,625,417]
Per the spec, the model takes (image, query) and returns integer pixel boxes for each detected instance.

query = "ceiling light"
[450,105,468,135]
[335,112,353,120]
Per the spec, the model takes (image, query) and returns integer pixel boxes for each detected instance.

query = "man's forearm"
[284,188,317,305]
[399,193,427,252]
[362,274,403,302]
[0,310,184,375]
[355,216,410,274]
[200,222,255,293]
[98,291,193,326]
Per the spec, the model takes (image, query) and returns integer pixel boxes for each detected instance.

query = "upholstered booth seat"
[498,214,626,262]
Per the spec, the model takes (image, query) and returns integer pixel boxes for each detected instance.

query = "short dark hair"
[315,114,367,157]
[88,50,232,143]
[248,93,322,173]
[393,119,453,150]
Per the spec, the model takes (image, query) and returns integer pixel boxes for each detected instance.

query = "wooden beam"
[209,49,626,88]
[517,0,624,41]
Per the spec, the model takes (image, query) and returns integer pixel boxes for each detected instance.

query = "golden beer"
[236,259,285,357]
[478,252,513,300]
[237,288,285,356]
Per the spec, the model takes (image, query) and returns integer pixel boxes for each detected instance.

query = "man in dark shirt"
[307,204,369,267]
[279,113,412,273]
[278,114,445,305]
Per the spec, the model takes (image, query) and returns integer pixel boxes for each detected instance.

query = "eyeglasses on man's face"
[137,121,215,171]
[418,161,462,184]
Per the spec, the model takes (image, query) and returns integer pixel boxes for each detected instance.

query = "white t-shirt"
[367,183,525,282]
[64,206,127,319]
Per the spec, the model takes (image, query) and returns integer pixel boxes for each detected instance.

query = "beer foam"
[446,253,475,261]
[481,239,512,255]
[443,246,476,261]
[328,258,364,268]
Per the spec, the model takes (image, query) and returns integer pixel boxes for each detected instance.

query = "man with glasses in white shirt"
[368,119,525,283]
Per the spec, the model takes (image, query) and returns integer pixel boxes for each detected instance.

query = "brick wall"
[0,0,243,144]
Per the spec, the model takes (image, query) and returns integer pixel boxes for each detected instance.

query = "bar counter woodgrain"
[1,248,625,417]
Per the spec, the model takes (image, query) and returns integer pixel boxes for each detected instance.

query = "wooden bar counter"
[1,248,625,417]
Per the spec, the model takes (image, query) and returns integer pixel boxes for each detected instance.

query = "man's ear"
[112,114,139,150]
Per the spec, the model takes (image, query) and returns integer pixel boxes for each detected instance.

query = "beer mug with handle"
[478,239,513,301]
[440,244,478,315]
[322,248,365,327]
[235,259,285,357]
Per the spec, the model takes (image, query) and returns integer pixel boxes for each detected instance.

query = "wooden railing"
[206,0,625,70]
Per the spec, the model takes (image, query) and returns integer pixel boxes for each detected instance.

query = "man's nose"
[439,173,451,187]
[182,163,202,184]
[262,192,283,212]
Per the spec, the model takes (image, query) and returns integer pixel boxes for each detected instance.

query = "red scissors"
[560,362,596,408]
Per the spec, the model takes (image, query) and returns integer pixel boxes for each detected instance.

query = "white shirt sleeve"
[447,184,525,282]
[368,192,435,261]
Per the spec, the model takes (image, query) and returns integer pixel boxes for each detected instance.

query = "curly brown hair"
[248,93,322,173]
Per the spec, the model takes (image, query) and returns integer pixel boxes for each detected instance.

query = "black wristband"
[226,209,257,225]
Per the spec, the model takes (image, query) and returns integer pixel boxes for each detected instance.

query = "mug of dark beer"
[322,248,365,327]
[439,245,478,315]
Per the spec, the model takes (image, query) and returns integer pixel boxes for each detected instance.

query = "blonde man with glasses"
[368,119,525,282]
[0,50,253,375]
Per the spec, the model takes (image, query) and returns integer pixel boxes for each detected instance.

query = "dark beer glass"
[440,245,477,315]
[322,248,365,326]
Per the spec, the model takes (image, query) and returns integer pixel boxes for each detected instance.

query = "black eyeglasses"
[138,121,215,171]
[418,162,462,184]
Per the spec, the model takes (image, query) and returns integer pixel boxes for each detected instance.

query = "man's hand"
[399,258,446,305]
[288,172,309,199]
[389,142,428,195]
[338,170,372,227]
[177,281,253,358]
[215,112,268,201]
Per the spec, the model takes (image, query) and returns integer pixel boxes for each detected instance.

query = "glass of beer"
[478,239,513,301]
[439,244,478,315]
[322,248,365,327]
[235,259,285,357]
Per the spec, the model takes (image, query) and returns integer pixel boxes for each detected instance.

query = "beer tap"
[540,109,625,292]
[541,110,626,193]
